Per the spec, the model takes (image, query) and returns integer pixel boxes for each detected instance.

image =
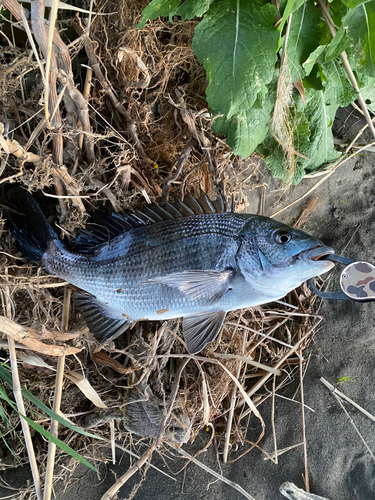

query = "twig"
[223,359,242,463]
[44,0,59,122]
[101,359,189,500]
[317,0,375,140]
[162,138,197,199]
[239,318,322,417]
[320,378,375,423]
[113,442,176,481]
[0,316,82,356]
[334,138,375,153]
[299,349,309,491]
[271,374,278,464]
[271,142,375,217]
[176,447,257,500]
[73,19,149,163]
[331,393,375,463]
[100,442,156,500]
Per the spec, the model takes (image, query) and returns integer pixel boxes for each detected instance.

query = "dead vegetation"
[0,1,323,499]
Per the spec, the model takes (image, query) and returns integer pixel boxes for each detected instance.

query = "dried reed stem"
[331,393,375,463]
[320,378,375,423]
[3,270,42,500]
[177,447,257,500]
[43,354,65,500]
[239,318,322,417]
[299,352,309,492]
[223,360,242,463]
[271,374,278,464]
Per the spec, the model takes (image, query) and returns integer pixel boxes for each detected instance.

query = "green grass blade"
[19,412,97,472]
[0,383,97,471]
[0,364,104,440]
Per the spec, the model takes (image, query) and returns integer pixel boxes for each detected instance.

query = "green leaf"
[342,0,375,77]
[177,0,214,21]
[19,412,97,472]
[137,0,181,28]
[0,364,104,441]
[302,88,340,171]
[278,0,305,36]
[286,1,323,82]
[325,26,351,61]
[192,0,279,156]
[302,45,326,76]
[321,60,358,106]
[358,74,375,111]
[213,89,275,158]
[341,0,369,8]
[0,380,98,471]
[257,88,340,183]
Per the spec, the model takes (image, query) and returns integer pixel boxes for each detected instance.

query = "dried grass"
[0,1,321,498]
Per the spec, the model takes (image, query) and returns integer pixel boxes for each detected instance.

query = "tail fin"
[12,194,58,262]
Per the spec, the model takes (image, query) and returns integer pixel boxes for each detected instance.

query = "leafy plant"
[138,0,375,184]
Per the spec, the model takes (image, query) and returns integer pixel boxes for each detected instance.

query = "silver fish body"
[14,196,335,353]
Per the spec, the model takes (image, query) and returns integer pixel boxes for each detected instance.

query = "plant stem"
[317,0,375,140]
[8,336,43,500]
[43,354,65,500]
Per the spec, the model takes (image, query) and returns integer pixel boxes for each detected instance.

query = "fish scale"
[13,194,335,353]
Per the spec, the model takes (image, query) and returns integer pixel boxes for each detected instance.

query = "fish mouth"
[297,245,335,262]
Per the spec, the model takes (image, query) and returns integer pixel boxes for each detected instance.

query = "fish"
[12,191,335,354]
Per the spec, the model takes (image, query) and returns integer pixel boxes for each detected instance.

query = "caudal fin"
[12,194,58,262]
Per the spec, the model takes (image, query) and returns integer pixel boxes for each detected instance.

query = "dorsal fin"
[70,191,230,252]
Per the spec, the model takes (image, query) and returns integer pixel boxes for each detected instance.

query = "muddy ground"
[1,106,374,500]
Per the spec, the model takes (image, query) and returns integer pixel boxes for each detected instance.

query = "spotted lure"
[13,192,334,354]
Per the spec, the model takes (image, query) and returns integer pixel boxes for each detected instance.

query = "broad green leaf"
[286,1,322,82]
[328,0,349,28]
[0,364,104,441]
[342,0,375,77]
[325,26,351,61]
[320,60,358,106]
[257,88,339,183]
[192,0,278,156]
[213,89,275,158]
[358,74,375,111]
[277,0,305,36]
[341,0,369,7]
[303,88,340,171]
[177,0,214,21]
[303,45,326,76]
[137,0,181,28]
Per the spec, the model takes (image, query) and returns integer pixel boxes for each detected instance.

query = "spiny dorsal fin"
[70,191,230,251]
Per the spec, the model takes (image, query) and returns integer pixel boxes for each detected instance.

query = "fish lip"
[296,245,335,262]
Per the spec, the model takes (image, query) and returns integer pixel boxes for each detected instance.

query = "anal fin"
[73,293,130,341]
[182,311,226,354]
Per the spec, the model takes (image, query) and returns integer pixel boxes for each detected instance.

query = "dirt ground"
[1,106,374,500]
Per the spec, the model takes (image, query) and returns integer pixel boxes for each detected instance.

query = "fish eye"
[274,231,292,244]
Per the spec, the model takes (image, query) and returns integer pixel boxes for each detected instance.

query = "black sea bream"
[13,192,334,353]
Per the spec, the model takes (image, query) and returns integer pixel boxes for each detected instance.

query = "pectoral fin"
[183,311,226,354]
[73,293,131,341]
[143,270,232,301]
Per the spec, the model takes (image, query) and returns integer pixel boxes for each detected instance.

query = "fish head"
[236,216,335,296]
